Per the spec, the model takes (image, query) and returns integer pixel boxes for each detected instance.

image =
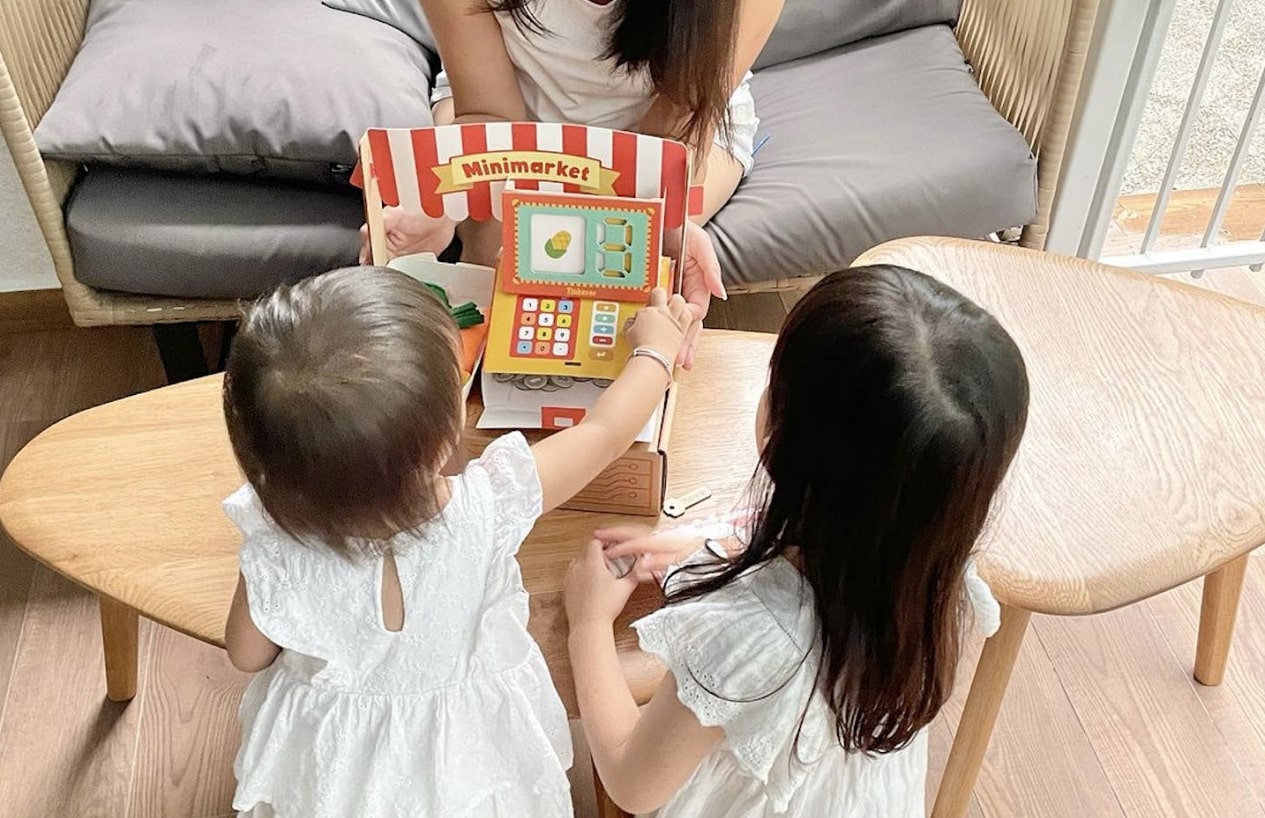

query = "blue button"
[595,313,616,324]
[516,340,533,354]
[594,324,615,335]
[558,300,574,314]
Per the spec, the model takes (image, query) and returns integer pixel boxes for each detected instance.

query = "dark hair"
[223,267,463,551]
[668,265,1030,754]
[489,0,739,152]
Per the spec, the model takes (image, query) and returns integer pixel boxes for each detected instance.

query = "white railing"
[1044,0,1265,276]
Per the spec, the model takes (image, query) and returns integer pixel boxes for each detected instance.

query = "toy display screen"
[514,203,653,290]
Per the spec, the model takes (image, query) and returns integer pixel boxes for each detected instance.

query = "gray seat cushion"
[710,25,1036,286]
[66,168,362,299]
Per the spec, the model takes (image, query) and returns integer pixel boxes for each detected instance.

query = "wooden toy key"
[663,486,712,518]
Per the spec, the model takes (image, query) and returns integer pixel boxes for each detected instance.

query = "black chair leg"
[152,323,210,384]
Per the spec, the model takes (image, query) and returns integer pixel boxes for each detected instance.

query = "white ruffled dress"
[633,556,1000,818]
[224,434,573,818]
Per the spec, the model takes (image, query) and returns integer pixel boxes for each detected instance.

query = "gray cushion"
[709,25,1036,286]
[323,0,438,54]
[755,0,959,70]
[35,0,434,186]
[66,168,362,299]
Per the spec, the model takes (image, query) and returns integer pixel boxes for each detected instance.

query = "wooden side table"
[857,238,1265,818]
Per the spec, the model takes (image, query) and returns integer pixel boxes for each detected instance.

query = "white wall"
[0,140,59,292]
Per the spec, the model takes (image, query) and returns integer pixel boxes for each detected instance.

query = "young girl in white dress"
[220,266,689,817]
[564,264,1031,817]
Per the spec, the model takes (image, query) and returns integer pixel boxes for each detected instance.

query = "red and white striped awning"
[359,123,692,228]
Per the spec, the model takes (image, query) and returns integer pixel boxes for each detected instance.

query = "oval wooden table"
[7,240,1265,818]
[0,329,772,719]
[854,238,1265,818]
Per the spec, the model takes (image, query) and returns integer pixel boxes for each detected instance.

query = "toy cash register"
[356,122,695,432]
[483,188,671,380]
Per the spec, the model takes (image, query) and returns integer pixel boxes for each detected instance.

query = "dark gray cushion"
[66,168,363,299]
[755,0,959,70]
[709,25,1036,286]
[35,0,434,186]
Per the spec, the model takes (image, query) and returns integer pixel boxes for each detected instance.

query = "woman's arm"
[225,574,281,672]
[637,0,785,144]
[566,540,723,814]
[420,0,528,122]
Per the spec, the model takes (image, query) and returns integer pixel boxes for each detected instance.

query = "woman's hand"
[565,539,639,629]
[626,288,692,365]
[596,525,705,584]
[678,221,726,370]
[359,207,456,264]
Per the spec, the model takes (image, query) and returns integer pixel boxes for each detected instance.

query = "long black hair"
[668,265,1030,754]
[488,0,739,151]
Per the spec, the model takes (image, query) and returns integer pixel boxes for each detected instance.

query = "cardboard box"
[464,380,677,518]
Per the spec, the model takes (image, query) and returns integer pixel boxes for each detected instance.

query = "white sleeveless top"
[433,0,760,171]
[494,0,656,130]
[226,434,573,818]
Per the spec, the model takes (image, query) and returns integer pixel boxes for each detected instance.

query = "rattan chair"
[0,0,1100,317]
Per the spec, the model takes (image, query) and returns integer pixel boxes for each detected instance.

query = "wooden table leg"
[931,604,1031,818]
[1194,553,1250,686]
[98,597,139,702]
[593,760,630,818]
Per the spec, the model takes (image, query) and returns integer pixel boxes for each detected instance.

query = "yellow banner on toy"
[433,150,620,194]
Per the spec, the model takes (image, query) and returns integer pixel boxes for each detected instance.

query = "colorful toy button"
[537,327,553,341]
[539,313,555,327]
[558,300,574,314]
[592,335,614,346]
[593,324,615,335]
[556,328,571,342]
[518,326,534,340]
[522,298,538,312]
[552,342,570,357]
[541,299,556,312]
[535,341,551,355]
[595,302,618,313]
[516,341,533,354]
[557,315,572,328]
[521,313,536,326]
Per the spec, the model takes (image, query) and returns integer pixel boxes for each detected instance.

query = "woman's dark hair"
[223,267,463,551]
[489,0,739,151]
[668,264,1030,754]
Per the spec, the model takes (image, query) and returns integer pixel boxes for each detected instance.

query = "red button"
[592,335,613,346]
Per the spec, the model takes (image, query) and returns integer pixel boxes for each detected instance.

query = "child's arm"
[224,573,281,673]
[531,289,690,514]
[565,540,723,814]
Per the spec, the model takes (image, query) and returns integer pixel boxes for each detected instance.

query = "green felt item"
[422,281,484,328]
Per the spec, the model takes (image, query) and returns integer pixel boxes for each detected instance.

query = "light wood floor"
[2,275,1265,817]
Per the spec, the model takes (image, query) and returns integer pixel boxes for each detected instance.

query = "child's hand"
[565,539,638,629]
[359,206,456,264]
[627,288,691,363]
[596,525,705,584]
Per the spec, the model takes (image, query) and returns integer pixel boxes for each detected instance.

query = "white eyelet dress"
[225,433,573,818]
[633,556,1001,818]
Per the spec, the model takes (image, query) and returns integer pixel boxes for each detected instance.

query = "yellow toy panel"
[484,257,672,379]
[483,188,671,379]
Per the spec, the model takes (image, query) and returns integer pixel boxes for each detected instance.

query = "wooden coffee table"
[0,329,772,716]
